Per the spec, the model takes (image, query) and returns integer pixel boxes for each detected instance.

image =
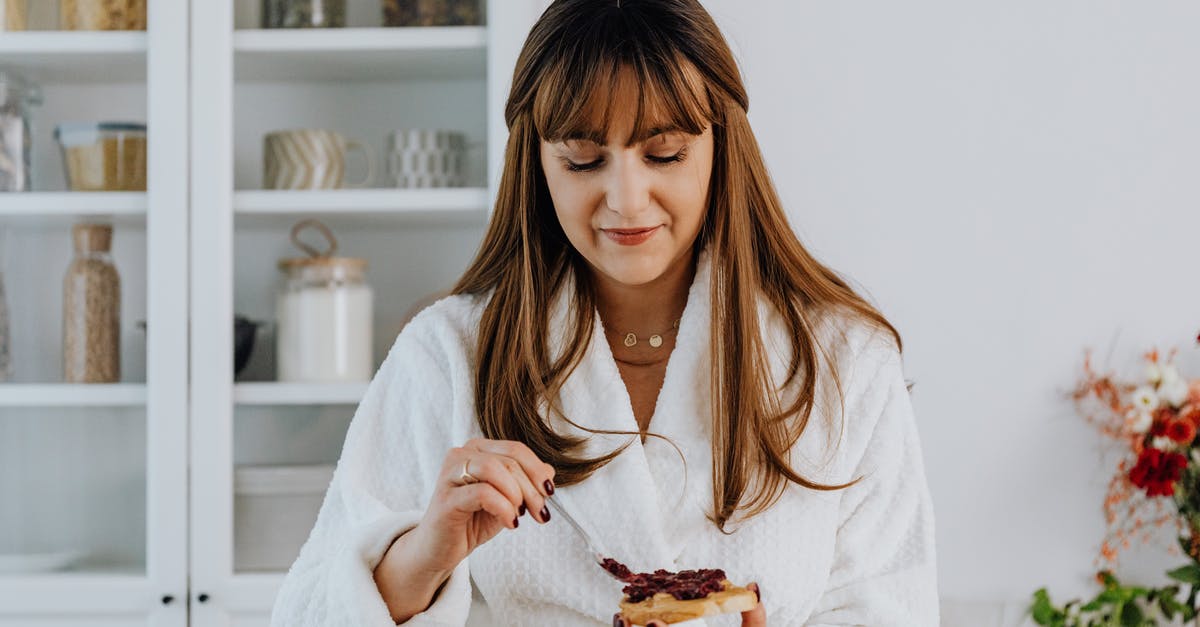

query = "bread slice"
[619,579,757,625]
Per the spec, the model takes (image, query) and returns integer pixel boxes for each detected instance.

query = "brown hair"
[452,0,901,530]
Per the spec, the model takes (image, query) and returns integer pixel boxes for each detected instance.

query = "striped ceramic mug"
[386,129,467,188]
[263,129,375,190]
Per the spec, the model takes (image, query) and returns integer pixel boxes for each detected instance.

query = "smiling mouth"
[602,225,661,246]
[603,227,658,235]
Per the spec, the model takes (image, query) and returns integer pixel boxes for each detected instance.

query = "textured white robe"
[270,249,939,626]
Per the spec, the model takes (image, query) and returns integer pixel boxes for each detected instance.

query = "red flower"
[1129,448,1188,497]
[1168,419,1198,444]
[1182,405,1200,427]
[1151,408,1179,437]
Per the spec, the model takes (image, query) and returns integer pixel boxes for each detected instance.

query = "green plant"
[1031,569,1200,626]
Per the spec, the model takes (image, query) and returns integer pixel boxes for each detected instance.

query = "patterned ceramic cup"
[263,129,374,190]
[386,129,466,188]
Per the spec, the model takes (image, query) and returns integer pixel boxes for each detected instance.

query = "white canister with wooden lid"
[275,220,373,383]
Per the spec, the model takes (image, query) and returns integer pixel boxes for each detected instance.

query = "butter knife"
[544,494,626,582]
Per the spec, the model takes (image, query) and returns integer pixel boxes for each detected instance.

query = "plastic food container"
[0,69,41,192]
[60,0,146,30]
[234,464,334,572]
[54,122,147,192]
[383,0,483,27]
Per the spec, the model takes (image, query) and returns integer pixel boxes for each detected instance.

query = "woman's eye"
[562,148,689,173]
[565,158,603,172]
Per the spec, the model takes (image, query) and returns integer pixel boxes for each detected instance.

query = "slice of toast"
[619,580,757,625]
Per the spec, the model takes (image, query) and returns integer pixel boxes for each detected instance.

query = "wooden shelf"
[0,32,147,83]
[234,27,487,81]
[0,384,147,407]
[234,382,368,406]
[0,192,147,227]
[234,188,489,227]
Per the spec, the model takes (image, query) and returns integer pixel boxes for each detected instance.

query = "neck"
[593,249,697,339]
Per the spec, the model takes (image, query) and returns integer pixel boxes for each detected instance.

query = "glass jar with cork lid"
[276,219,373,383]
[63,223,121,383]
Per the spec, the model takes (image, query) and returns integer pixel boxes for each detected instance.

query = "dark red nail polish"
[750,582,761,603]
[512,517,519,528]
[540,505,551,522]
[612,614,624,627]
[519,503,526,516]
[544,479,555,495]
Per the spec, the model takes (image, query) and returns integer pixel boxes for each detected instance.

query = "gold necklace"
[607,319,680,348]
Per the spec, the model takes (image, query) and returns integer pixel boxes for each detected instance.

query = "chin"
[592,252,671,287]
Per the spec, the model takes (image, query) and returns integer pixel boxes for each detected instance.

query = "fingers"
[495,454,550,523]
[464,439,556,520]
[466,438,556,496]
[449,482,521,529]
[741,582,766,626]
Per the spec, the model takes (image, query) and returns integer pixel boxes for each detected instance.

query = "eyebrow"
[563,124,686,147]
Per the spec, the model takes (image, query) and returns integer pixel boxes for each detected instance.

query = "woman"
[271,0,938,625]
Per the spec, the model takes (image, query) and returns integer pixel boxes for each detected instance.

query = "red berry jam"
[602,558,726,603]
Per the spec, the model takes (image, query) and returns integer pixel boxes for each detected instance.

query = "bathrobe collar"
[544,246,720,572]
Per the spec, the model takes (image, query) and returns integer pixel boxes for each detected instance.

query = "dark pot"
[234,316,261,376]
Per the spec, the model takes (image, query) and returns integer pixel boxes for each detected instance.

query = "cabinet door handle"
[161,595,174,605]
[197,593,210,603]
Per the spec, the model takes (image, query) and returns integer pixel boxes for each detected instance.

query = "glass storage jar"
[1,0,28,30]
[0,69,41,193]
[276,220,373,383]
[63,223,121,384]
[262,0,346,28]
[55,122,148,191]
[383,0,482,26]
[60,0,147,30]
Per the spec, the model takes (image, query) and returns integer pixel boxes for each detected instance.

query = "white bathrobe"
[270,249,939,626]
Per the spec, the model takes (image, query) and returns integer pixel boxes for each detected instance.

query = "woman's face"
[539,73,714,288]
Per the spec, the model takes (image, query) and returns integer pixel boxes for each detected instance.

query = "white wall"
[697,0,1200,614]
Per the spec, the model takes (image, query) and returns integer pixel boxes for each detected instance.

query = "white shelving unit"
[234,26,487,81]
[0,383,148,406]
[0,32,148,82]
[0,0,546,625]
[233,382,367,406]
[189,2,544,626]
[0,1,189,626]
[0,192,147,226]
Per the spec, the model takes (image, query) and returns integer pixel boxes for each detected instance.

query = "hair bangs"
[532,43,715,147]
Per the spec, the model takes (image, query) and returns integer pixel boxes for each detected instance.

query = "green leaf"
[1031,588,1064,624]
[1119,601,1143,627]
[1168,564,1200,584]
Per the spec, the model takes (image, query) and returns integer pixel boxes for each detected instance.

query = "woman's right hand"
[406,438,557,574]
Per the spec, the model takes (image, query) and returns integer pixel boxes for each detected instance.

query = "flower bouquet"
[1032,335,1200,626]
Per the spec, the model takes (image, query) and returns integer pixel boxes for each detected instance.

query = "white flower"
[1147,363,1164,384]
[1133,386,1161,412]
[1161,364,1182,386]
[1153,436,1175,450]
[1191,448,1200,466]
[1162,378,1190,408]
[1130,411,1154,434]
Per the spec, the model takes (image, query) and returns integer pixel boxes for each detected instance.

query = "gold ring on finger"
[460,460,479,485]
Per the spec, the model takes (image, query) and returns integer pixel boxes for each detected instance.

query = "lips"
[603,226,660,246]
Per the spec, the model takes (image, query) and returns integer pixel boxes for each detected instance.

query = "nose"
[604,154,651,218]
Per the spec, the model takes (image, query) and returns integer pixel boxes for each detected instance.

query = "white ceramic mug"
[386,129,467,188]
[264,129,375,190]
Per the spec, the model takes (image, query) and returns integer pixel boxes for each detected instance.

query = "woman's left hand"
[614,582,765,626]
